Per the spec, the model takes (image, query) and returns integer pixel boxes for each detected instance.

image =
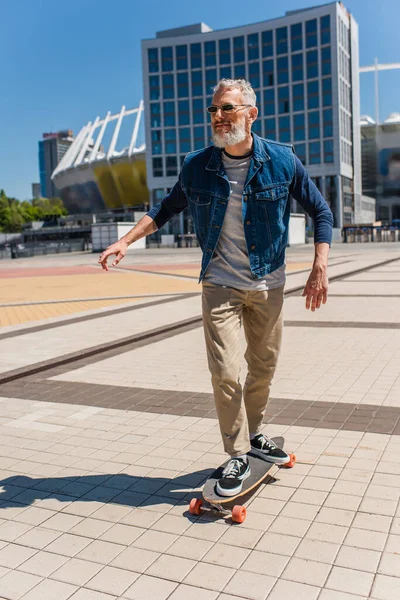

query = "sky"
[0,0,399,200]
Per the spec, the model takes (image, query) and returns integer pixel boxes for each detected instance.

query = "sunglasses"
[206,103,253,114]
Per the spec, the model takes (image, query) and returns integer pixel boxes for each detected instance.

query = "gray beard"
[212,122,247,148]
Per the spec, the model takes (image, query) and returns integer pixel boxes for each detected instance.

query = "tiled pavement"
[0,243,400,599]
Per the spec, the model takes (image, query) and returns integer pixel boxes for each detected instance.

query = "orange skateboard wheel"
[189,498,204,516]
[232,505,247,523]
[286,453,296,468]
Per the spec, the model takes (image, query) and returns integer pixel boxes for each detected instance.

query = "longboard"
[189,437,296,523]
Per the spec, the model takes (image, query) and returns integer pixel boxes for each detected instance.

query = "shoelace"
[258,435,277,452]
[222,458,244,479]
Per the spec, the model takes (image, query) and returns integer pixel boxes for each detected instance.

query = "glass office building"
[142,2,361,234]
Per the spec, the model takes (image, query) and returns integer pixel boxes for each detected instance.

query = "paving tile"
[145,553,197,582]
[99,523,144,545]
[343,527,387,551]
[305,522,348,544]
[18,579,78,600]
[75,539,125,564]
[17,549,68,577]
[268,516,312,538]
[68,517,114,539]
[319,591,368,599]
[294,538,340,564]
[14,507,56,526]
[218,525,263,549]
[334,545,381,573]
[50,557,103,586]
[183,562,235,592]
[371,574,400,599]
[110,546,160,573]
[279,501,320,521]
[0,543,38,568]
[150,514,192,535]
[123,574,178,599]
[255,531,300,556]
[13,526,62,550]
[266,579,320,600]
[223,571,276,600]
[324,493,362,511]
[281,556,331,586]
[0,569,42,599]
[41,513,83,532]
[185,521,227,543]
[68,590,116,600]
[326,566,374,597]
[360,496,398,516]
[167,584,218,600]
[241,550,289,577]
[85,565,139,595]
[0,520,32,542]
[351,512,392,533]
[315,507,355,527]
[165,536,213,561]
[378,551,400,577]
[46,532,93,557]
[385,534,400,553]
[201,543,250,569]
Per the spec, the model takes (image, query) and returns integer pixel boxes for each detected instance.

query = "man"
[99,79,333,497]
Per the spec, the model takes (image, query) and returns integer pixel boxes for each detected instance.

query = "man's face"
[210,87,257,148]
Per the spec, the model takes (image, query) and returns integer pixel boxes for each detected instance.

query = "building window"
[162,74,174,99]
[323,108,333,137]
[205,69,217,94]
[295,142,306,164]
[321,46,331,75]
[276,27,288,55]
[293,83,304,111]
[248,33,259,60]
[177,72,189,98]
[166,156,177,176]
[234,36,245,63]
[324,139,334,163]
[235,64,246,78]
[193,126,205,150]
[308,110,320,139]
[322,77,332,107]
[264,89,275,115]
[178,100,190,126]
[262,59,274,86]
[264,117,276,139]
[306,50,319,79]
[164,129,176,154]
[149,75,160,100]
[320,15,331,45]
[291,23,303,51]
[148,48,159,73]
[163,101,175,127]
[278,86,290,114]
[277,56,289,84]
[151,130,162,155]
[150,103,161,128]
[291,53,303,82]
[293,113,305,141]
[176,45,188,70]
[204,41,216,66]
[161,47,173,72]
[192,98,204,124]
[306,19,318,48]
[262,30,273,57]
[309,141,321,164]
[249,62,260,88]
[219,38,231,65]
[153,157,163,177]
[220,66,232,79]
[179,128,191,153]
[307,80,319,109]
[190,43,202,69]
[279,116,291,143]
[191,70,203,97]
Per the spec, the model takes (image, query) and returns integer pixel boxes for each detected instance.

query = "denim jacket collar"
[205,132,270,172]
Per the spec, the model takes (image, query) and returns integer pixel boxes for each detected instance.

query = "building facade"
[39,131,75,199]
[142,1,362,236]
[361,113,400,223]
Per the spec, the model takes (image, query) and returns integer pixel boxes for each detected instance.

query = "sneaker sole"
[249,447,291,465]
[215,468,251,498]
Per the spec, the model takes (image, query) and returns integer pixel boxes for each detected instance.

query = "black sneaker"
[250,434,290,464]
[215,457,251,497]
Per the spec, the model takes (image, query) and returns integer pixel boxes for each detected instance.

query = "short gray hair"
[212,79,257,106]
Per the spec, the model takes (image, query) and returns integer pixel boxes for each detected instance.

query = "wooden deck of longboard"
[203,436,284,505]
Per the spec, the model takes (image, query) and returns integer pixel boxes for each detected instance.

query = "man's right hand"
[98,240,129,271]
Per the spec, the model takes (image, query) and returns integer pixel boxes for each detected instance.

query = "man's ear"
[249,106,258,124]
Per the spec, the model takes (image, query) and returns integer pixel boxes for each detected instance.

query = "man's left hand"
[302,265,328,311]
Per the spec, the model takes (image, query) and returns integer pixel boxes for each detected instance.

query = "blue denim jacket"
[147,134,333,282]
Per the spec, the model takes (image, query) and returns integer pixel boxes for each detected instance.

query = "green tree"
[0,191,68,232]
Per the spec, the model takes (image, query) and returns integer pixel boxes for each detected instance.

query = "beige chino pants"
[202,282,284,457]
